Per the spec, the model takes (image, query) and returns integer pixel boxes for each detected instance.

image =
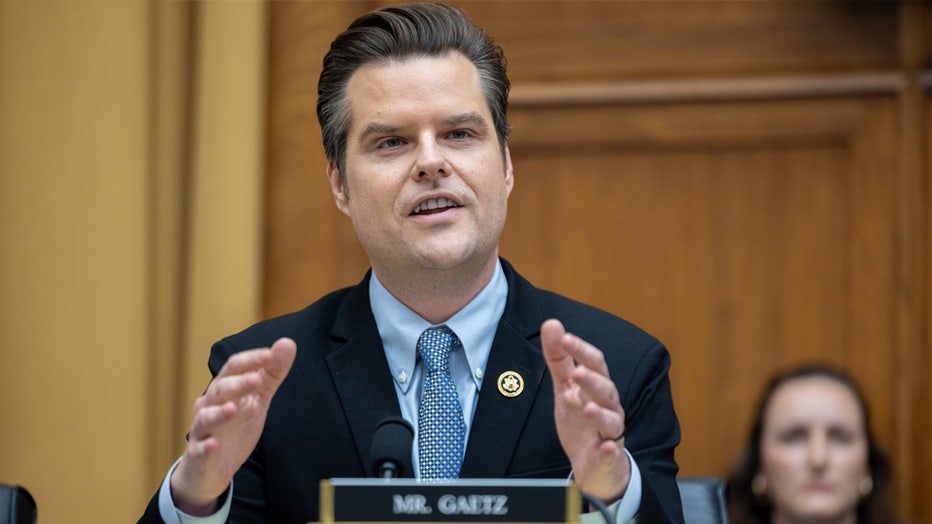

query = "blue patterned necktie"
[417,326,465,479]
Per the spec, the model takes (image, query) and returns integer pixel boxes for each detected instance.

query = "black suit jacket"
[141,259,683,523]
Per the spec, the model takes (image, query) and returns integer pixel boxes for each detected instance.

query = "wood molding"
[510,72,907,107]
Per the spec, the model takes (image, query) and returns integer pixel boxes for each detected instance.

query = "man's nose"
[413,139,449,180]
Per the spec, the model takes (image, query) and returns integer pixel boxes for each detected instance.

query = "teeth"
[414,197,457,213]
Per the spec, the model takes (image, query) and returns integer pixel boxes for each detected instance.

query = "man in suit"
[140,3,683,523]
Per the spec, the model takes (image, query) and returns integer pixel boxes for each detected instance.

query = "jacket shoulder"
[208,284,361,372]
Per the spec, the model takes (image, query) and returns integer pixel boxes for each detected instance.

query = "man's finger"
[264,337,297,382]
[189,401,238,441]
[542,319,575,382]
[582,401,625,440]
[201,373,262,406]
[571,366,620,407]
[562,335,610,377]
[216,347,277,377]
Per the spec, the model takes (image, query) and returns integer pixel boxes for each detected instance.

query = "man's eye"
[448,129,470,140]
[378,137,404,149]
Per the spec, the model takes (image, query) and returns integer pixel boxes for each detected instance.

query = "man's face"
[329,52,514,278]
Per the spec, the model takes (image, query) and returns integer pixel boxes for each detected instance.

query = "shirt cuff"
[157,458,233,524]
[579,448,642,524]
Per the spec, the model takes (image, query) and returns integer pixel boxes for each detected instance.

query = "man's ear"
[503,142,515,198]
[326,161,350,215]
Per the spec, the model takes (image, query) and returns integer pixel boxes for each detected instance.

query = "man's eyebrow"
[357,122,400,143]
[356,112,490,143]
[444,112,489,130]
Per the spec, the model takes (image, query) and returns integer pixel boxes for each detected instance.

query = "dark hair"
[725,364,897,524]
[317,2,511,181]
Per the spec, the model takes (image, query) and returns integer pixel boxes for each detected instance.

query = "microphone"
[369,416,414,479]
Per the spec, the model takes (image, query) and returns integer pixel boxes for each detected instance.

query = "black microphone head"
[368,416,414,478]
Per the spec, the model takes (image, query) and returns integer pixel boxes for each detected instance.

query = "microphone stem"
[379,463,398,479]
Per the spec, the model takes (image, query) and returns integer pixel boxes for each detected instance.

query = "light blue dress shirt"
[159,259,641,523]
[369,261,507,475]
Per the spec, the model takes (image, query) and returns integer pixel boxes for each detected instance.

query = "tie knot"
[417,327,457,373]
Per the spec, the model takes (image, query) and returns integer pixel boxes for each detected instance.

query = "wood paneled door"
[265,2,931,521]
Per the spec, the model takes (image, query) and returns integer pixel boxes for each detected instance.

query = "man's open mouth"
[412,197,459,215]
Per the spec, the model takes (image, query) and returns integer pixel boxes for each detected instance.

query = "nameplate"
[318,478,580,523]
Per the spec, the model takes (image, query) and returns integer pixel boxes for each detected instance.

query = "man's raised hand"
[170,338,297,516]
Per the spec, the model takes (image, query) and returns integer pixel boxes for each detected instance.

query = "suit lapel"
[325,274,403,476]
[460,259,547,477]
[460,322,546,477]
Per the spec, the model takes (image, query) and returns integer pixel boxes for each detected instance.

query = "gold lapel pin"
[497,371,524,398]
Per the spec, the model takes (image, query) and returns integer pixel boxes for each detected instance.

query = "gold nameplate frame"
[318,478,581,524]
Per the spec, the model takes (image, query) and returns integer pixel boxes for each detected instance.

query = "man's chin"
[411,247,492,272]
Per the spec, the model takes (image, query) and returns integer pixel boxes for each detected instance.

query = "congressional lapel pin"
[497,371,524,398]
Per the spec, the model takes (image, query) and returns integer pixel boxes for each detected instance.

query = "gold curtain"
[0,1,266,522]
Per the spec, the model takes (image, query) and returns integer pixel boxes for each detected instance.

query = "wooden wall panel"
[502,95,900,481]
[264,1,376,315]
[917,91,932,522]
[265,1,931,520]
[459,1,899,80]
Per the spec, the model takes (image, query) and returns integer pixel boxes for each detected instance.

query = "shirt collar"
[370,260,508,392]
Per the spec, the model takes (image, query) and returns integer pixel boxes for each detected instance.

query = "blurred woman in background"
[725,364,897,524]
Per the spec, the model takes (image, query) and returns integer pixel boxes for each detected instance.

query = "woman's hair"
[725,364,897,524]
[317,2,511,180]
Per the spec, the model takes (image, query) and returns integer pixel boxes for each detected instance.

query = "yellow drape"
[0,1,266,521]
